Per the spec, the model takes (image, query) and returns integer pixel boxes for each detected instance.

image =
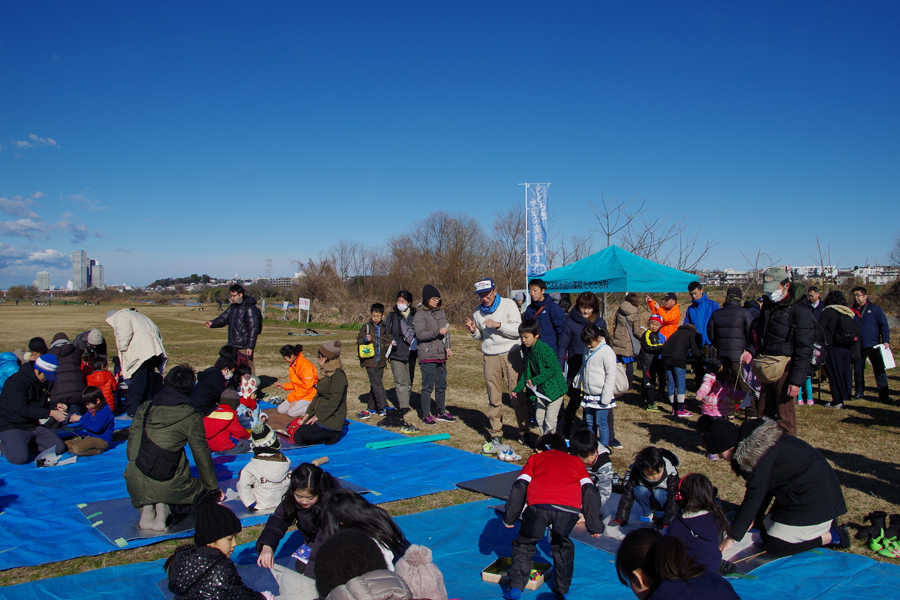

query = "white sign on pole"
[297,298,310,310]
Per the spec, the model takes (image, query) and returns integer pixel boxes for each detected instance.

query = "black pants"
[824,346,852,404]
[510,506,579,595]
[642,363,664,406]
[854,346,889,397]
[761,526,825,557]
[293,422,338,445]
[561,388,582,438]
[0,427,67,465]
[366,367,388,412]
[127,356,162,417]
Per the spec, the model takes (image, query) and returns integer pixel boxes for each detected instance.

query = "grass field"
[1,302,898,586]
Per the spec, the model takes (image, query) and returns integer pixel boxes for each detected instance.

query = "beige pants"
[484,346,527,438]
[65,435,109,456]
[536,396,564,436]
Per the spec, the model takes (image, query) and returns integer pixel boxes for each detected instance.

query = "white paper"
[876,344,896,370]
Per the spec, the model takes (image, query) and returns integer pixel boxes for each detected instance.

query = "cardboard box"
[481,557,551,591]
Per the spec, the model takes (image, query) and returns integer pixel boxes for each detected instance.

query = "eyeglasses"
[229,293,239,298]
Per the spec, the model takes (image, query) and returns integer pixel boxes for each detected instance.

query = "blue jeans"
[633,485,668,518]
[583,407,610,447]
[665,366,686,396]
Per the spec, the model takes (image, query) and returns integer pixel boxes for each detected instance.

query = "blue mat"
[4,499,900,600]
[0,420,517,570]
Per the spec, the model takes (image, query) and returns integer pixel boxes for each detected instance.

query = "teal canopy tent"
[541,245,698,294]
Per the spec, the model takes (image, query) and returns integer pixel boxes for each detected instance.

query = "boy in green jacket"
[512,319,568,440]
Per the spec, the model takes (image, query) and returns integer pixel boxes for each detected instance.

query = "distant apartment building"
[72,250,105,290]
[35,271,51,291]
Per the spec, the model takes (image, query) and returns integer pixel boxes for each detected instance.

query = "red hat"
[649,315,664,327]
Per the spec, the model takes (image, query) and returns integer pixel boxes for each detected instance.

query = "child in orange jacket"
[647,293,681,340]
[273,344,318,418]
[86,355,118,412]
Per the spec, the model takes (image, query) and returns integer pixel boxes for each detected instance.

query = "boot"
[879,388,891,403]
[138,505,156,530]
[884,513,900,541]
[855,511,887,541]
[150,502,170,531]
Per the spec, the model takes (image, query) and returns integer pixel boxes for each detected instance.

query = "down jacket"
[166,545,265,600]
[208,295,263,350]
[413,305,451,363]
[202,403,250,452]
[48,338,84,405]
[557,310,607,381]
[124,386,218,508]
[237,454,291,511]
[753,283,815,387]
[0,352,20,393]
[661,325,702,369]
[707,300,754,362]
[106,309,167,378]
[611,301,640,358]
[327,569,413,600]
[615,448,680,526]
[729,418,846,542]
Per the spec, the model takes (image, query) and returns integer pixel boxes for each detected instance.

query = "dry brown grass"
[0,302,898,586]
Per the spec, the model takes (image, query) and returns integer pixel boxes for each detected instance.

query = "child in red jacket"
[86,355,118,412]
[503,433,604,600]
[203,390,251,454]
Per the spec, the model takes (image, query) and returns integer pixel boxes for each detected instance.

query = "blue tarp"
[541,245,697,294]
[0,420,517,570]
[3,499,899,600]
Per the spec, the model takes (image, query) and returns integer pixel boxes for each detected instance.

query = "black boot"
[856,511,887,541]
[879,388,891,403]
[884,513,900,540]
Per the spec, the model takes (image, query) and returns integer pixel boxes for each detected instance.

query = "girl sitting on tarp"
[273,344,318,418]
[237,422,291,511]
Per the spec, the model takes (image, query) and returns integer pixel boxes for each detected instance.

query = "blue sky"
[1,1,898,288]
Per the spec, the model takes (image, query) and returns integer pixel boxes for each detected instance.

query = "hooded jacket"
[523,294,566,355]
[611,301,641,358]
[557,310,607,379]
[648,298,681,340]
[684,293,720,346]
[0,361,51,432]
[123,386,218,508]
[853,301,891,349]
[306,367,348,432]
[572,340,617,404]
[819,304,858,349]
[0,352,20,393]
[203,403,251,452]
[48,338,84,405]
[106,309,168,378]
[754,283,815,387]
[387,305,418,363]
[208,295,263,350]
[413,304,451,363]
[636,330,666,371]
[237,454,291,510]
[283,352,318,404]
[615,448,680,525]
[661,325,702,369]
[326,569,413,600]
[729,418,846,542]
[706,300,754,362]
[666,511,723,572]
[166,545,264,600]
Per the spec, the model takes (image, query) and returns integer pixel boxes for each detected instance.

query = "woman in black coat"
[818,290,858,409]
[47,333,84,407]
[557,292,607,438]
[720,418,849,557]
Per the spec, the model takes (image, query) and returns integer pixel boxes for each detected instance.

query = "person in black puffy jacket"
[206,284,263,373]
[47,333,85,408]
[752,269,815,437]
[557,292,607,437]
[707,287,754,364]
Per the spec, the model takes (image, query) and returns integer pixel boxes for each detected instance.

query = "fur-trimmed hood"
[733,418,786,474]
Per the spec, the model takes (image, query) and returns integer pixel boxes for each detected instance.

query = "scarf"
[479,293,501,315]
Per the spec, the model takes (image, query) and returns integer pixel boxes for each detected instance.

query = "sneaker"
[423,415,437,425]
[482,437,503,454]
[639,514,654,523]
[645,404,666,414]
[377,408,388,417]
[435,412,457,423]
[400,421,420,433]
[609,438,624,449]
[806,399,815,406]
[707,453,719,461]
[356,410,374,420]
[797,399,804,406]
[854,392,864,400]
[825,401,843,409]
[675,410,694,418]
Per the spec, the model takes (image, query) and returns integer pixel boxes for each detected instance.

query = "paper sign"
[297,297,310,310]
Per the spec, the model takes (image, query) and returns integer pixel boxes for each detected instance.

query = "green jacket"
[123,388,218,508]
[307,368,348,431]
[513,339,568,402]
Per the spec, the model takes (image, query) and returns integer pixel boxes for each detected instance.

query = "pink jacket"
[697,373,746,418]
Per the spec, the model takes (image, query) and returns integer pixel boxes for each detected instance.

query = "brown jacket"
[611,301,641,357]
[357,319,393,368]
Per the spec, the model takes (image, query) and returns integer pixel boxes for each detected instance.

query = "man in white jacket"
[106,308,167,417]
[464,278,528,453]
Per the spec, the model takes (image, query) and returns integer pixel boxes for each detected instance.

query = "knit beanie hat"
[87,328,104,345]
[251,421,281,454]
[697,415,740,455]
[648,315,663,327]
[395,544,448,600]
[240,375,260,399]
[219,388,241,410]
[726,286,744,300]
[422,284,441,306]
[318,339,342,360]
[34,354,59,381]
[28,337,48,354]
[193,489,241,547]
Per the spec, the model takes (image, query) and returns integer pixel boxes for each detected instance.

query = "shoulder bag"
[134,405,183,481]
[358,324,375,359]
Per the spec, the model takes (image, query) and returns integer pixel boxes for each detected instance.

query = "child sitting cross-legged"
[165,489,274,600]
[666,473,736,575]
[502,433,604,600]
[511,319,568,436]
[237,422,291,511]
[696,357,745,424]
[616,528,740,600]
[203,389,252,455]
[65,386,114,456]
[613,446,680,527]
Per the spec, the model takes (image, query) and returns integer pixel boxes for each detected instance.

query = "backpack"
[833,314,860,346]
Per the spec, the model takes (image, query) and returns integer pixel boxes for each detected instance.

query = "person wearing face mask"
[384,291,419,431]
[750,267,815,436]
[191,356,238,417]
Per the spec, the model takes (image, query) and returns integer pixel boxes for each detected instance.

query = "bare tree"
[809,236,843,286]
[547,233,593,269]
[492,205,526,295]
[590,193,647,247]
[740,246,780,289]
[889,231,900,267]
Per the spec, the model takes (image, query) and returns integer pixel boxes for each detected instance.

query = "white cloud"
[0,243,71,286]
[53,219,88,243]
[29,248,69,264]
[0,196,39,218]
[31,191,46,199]
[67,193,106,212]
[11,134,59,149]
[0,219,50,240]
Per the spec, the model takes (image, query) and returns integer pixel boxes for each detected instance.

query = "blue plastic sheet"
[3,499,900,600]
[0,421,516,570]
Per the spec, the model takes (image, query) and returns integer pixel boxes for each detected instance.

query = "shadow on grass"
[633,420,704,456]
[838,403,900,429]
[817,448,900,506]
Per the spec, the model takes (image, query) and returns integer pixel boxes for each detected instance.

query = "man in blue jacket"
[684,281,720,382]
[522,279,566,367]
[851,287,892,402]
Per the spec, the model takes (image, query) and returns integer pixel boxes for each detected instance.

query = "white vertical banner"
[526,183,550,277]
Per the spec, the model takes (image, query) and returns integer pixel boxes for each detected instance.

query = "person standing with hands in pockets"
[465,278,528,453]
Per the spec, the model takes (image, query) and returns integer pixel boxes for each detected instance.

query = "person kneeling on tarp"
[0,354,67,464]
[289,341,347,446]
